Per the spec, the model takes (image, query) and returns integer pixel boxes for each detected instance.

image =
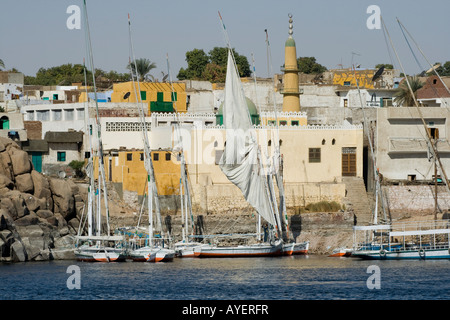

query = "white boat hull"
[194,241,283,258]
[144,248,175,262]
[75,246,127,262]
[352,247,450,260]
[282,241,309,255]
[174,242,208,258]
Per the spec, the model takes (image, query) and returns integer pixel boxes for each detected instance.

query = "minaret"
[282,14,301,112]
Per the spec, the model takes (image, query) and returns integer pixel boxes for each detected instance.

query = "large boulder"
[31,170,52,210]
[0,192,29,220]
[11,241,27,262]
[8,147,32,177]
[0,151,14,181]
[0,174,13,190]
[15,173,34,194]
[49,178,75,220]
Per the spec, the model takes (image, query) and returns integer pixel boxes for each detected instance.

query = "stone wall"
[383,185,450,219]
[189,182,345,216]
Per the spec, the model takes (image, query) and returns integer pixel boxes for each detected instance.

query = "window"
[53,109,62,121]
[84,152,90,159]
[268,120,276,126]
[428,127,439,140]
[153,153,159,161]
[344,81,351,86]
[279,120,287,126]
[343,99,348,107]
[140,91,147,100]
[57,152,66,162]
[65,109,74,121]
[291,120,299,126]
[309,148,321,163]
[36,110,50,121]
[165,153,171,161]
[408,174,416,181]
[140,153,144,161]
[126,153,132,161]
[77,108,84,119]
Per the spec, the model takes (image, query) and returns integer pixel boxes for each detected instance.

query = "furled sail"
[219,50,278,228]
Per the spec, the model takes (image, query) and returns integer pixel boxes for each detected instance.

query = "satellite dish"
[372,66,384,82]
[123,92,130,99]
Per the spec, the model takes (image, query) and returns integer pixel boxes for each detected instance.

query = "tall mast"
[166,53,195,239]
[127,13,165,246]
[82,0,111,236]
[82,59,95,237]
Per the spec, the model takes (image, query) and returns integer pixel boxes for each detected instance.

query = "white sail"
[219,50,278,228]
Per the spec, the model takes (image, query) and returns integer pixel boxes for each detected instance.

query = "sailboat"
[161,54,209,258]
[262,28,309,256]
[351,17,450,260]
[125,14,175,263]
[74,0,126,262]
[194,15,285,258]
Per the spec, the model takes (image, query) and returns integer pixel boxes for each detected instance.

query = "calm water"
[1,255,449,301]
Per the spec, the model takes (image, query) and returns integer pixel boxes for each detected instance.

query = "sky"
[0,0,449,81]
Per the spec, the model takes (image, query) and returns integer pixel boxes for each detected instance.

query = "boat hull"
[144,248,175,262]
[328,247,352,257]
[194,242,282,258]
[75,247,127,262]
[282,241,309,255]
[352,248,450,260]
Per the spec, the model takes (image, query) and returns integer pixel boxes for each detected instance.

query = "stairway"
[342,177,373,225]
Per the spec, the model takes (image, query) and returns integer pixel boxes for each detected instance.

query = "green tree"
[208,47,251,78]
[375,63,394,69]
[177,47,251,81]
[394,76,424,106]
[177,49,209,80]
[127,58,156,82]
[24,64,89,86]
[435,61,450,76]
[297,57,327,74]
[0,59,5,70]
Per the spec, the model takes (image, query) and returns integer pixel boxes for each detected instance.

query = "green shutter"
[140,91,147,100]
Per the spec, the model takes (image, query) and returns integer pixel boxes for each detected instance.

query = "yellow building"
[110,82,187,113]
[332,69,376,89]
[94,149,181,197]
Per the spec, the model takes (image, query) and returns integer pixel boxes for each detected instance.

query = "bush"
[304,201,342,213]
[68,160,85,177]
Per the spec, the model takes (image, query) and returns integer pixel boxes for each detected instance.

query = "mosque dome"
[216,97,260,125]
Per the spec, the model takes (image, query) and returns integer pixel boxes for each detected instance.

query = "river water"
[1,255,449,301]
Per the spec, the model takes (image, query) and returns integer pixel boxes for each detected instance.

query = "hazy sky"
[1,0,449,80]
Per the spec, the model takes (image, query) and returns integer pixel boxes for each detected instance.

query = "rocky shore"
[0,137,84,262]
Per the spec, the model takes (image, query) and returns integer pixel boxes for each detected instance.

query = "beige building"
[184,122,363,214]
[376,107,450,182]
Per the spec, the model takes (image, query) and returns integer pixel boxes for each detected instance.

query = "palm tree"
[394,76,424,106]
[0,59,4,70]
[127,58,156,82]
